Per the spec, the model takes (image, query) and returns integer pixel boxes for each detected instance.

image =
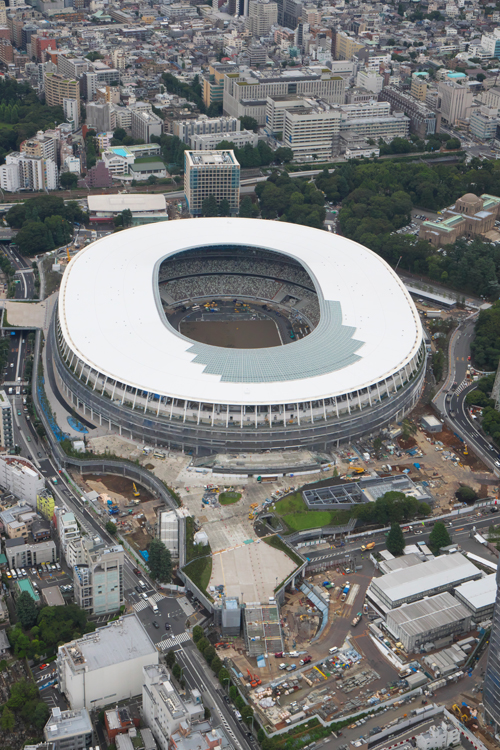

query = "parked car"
[165,623,171,630]
[152,621,159,629]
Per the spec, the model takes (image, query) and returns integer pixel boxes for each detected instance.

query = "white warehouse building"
[57,614,158,709]
[158,507,190,559]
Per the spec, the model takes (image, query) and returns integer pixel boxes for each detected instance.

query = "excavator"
[132,482,140,497]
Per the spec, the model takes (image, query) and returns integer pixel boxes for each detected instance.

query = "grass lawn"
[283,510,334,531]
[183,556,213,597]
[219,491,241,505]
[275,492,307,514]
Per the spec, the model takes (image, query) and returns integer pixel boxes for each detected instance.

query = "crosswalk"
[133,591,165,612]
[157,632,191,651]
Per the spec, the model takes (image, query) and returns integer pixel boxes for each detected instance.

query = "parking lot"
[6,562,74,603]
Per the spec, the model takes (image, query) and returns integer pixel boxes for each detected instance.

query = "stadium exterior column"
[170,399,174,420]
[322,400,326,420]
[198,403,202,424]
[254,406,257,428]
[111,382,117,400]
[309,402,314,423]
[101,376,107,395]
[85,367,92,385]
[367,388,372,407]
[92,372,99,390]
[212,403,215,426]
[376,381,381,402]
[226,405,229,427]
[297,404,300,425]
[156,398,161,417]
[346,395,351,415]
[183,401,188,422]
[356,390,361,410]
[268,405,272,427]
[132,389,138,409]
[334,398,339,418]
[240,405,243,428]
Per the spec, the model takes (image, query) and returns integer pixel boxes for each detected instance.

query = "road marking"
[157,632,191,650]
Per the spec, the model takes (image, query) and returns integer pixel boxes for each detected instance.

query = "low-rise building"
[57,614,159,710]
[386,592,472,653]
[43,707,92,750]
[0,454,44,506]
[6,538,56,569]
[131,109,163,143]
[454,573,497,621]
[367,553,482,611]
[470,106,498,140]
[37,489,56,520]
[415,721,460,750]
[87,194,168,225]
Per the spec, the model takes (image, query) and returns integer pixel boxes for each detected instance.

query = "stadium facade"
[52,219,426,454]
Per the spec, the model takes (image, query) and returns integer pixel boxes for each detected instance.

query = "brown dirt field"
[180,319,281,348]
[84,474,154,503]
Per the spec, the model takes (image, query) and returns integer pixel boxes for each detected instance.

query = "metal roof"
[454,572,497,611]
[59,218,422,406]
[387,592,471,637]
[372,553,481,605]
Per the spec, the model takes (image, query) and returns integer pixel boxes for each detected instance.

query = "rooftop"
[387,592,471,637]
[59,614,157,672]
[44,707,92,742]
[454,572,497,610]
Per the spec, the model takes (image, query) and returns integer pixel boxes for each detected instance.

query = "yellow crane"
[132,482,140,497]
[66,247,71,263]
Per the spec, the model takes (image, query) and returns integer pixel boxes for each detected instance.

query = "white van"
[139,579,147,589]
[10,569,17,579]
[329,646,338,655]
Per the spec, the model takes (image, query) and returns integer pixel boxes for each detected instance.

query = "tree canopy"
[353,490,429,525]
[386,523,406,556]
[471,301,500,371]
[5,196,83,256]
[148,538,172,583]
[428,522,452,554]
[255,170,325,229]
[16,591,38,629]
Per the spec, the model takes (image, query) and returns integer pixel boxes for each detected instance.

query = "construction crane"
[132,482,140,497]
[66,246,71,263]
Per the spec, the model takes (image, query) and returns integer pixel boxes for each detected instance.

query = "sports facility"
[53,218,426,454]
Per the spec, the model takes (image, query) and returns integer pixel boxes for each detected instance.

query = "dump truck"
[340,582,350,602]
[361,542,375,552]
[299,656,312,666]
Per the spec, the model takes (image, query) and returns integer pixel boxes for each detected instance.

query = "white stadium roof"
[58,218,422,406]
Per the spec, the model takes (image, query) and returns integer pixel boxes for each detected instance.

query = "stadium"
[52,218,426,454]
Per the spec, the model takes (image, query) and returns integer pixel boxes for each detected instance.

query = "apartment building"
[5,538,56,570]
[411,74,428,102]
[379,86,440,137]
[246,0,278,36]
[44,72,80,108]
[142,664,204,750]
[73,539,125,616]
[340,111,410,141]
[0,454,44,506]
[356,69,383,94]
[0,502,35,540]
[37,489,56,521]
[184,150,240,216]
[470,106,498,140]
[223,67,345,125]
[57,55,88,80]
[130,108,163,143]
[56,509,80,555]
[63,98,80,131]
[438,79,473,124]
[334,31,366,60]
[0,390,13,449]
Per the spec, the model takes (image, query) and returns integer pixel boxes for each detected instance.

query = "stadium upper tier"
[54,219,425,452]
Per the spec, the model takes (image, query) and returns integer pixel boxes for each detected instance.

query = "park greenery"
[255,171,326,229]
[274,490,430,533]
[6,196,85,256]
[386,523,406,556]
[148,538,172,583]
[315,158,500,298]
[216,139,293,169]
[218,491,242,505]
[8,603,95,660]
[470,301,500,371]
[428,521,452,554]
[465,372,500,445]
[0,77,67,165]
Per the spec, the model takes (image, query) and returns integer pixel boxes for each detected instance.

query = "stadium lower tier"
[52,316,427,454]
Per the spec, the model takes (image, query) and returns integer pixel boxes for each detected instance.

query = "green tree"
[241,706,254,725]
[148,538,172,583]
[239,196,258,218]
[218,667,230,686]
[229,685,239,700]
[386,523,406,556]
[239,116,259,133]
[211,655,223,675]
[33,701,50,730]
[432,349,444,381]
[373,436,383,454]
[429,521,452,554]
[456,485,478,504]
[166,649,176,669]
[192,625,204,642]
[202,194,218,217]
[122,209,133,227]
[16,591,38,629]
[197,637,210,653]
[60,172,78,190]
[172,662,182,680]
[113,127,127,143]
[1,706,14,731]
[219,198,231,217]
[105,520,117,535]
[204,645,216,663]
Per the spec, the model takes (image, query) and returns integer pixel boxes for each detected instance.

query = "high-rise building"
[63,98,80,131]
[44,72,79,109]
[184,150,240,216]
[86,102,113,132]
[57,55,88,80]
[73,539,125,616]
[334,31,366,60]
[0,1,6,25]
[0,390,13,449]
[437,80,473,125]
[284,102,341,160]
[411,74,428,102]
[246,0,278,35]
[2,153,57,191]
[379,86,440,138]
[484,566,500,730]
[43,706,92,750]
[173,115,240,144]
[470,106,498,140]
